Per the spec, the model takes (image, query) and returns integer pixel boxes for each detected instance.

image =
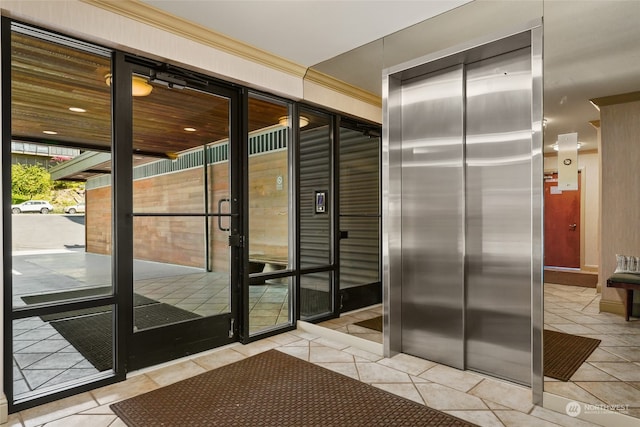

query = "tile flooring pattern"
[543,284,640,419]
[6,328,600,427]
[11,252,290,397]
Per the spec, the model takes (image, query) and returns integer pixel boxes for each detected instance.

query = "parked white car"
[11,200,54,214]
[64,202,85,214]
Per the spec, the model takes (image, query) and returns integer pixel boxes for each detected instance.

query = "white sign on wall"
[557,132,578,191]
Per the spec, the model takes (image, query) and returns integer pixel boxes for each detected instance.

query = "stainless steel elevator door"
[465,48,533,385]
[400,66,465,369]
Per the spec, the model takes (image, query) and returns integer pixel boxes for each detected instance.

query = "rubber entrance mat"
[50,303,201,371]
[111,349,476,427]
[544,329,601,381]
[354,315,383,332]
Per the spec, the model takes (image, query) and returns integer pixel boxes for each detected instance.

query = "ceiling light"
[43,130,58,135]
[69,107,86,113]
[278,116,309,128]
[552,142,583,151]
[104,73,153,97]
[184,127,197,132]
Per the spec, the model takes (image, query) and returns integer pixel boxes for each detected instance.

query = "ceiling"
[140,0,640,154]
[139,0,471,67]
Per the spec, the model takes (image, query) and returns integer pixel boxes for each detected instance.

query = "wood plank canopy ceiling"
[10,31,290,179]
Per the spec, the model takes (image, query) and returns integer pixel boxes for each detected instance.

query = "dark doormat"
[111,349,476,427]
[544,329,601,381]
[21,287,157,321]
[50,303,201,372]
[354,315,383,332]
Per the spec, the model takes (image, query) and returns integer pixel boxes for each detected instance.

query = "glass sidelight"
[247,94,293,335]
[6,24,116,410]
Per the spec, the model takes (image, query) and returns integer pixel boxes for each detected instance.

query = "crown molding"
[80,0,307,78]
[590,91,640,108]
[80,0,382,108]
[304,68,381,108]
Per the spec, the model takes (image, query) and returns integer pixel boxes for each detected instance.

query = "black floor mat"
[50,303,201,371]
[21,287,157,321]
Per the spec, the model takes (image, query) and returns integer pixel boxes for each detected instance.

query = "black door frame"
[117,54,245,370]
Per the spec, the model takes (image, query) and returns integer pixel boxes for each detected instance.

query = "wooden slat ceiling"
[11,32,290,163]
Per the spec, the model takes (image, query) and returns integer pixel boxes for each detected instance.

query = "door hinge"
[228,318,235,338]
[228,235,245,247]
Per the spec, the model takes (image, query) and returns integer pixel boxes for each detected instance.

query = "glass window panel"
[300,272,332,320]
[249,276,292,335]
[339,217,380,288]
[10,31,113,307]
[13,307,113,398]
[299,110,332,269]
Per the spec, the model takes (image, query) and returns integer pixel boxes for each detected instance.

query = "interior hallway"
[7,311,601,427]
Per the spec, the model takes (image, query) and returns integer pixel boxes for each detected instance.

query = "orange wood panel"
[544,172,580,268]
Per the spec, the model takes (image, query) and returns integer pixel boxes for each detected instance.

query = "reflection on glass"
[13,307,113,398]
[249,277,291,335]
[299,110,332,268]
[339,127,380,289]
[247,94,293,335]
[132,85,232,331]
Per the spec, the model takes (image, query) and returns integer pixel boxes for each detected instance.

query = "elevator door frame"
[382,21,543,404]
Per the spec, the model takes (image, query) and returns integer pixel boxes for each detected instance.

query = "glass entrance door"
[125,63,241,369]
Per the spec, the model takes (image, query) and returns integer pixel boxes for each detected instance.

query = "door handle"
[569,223,577,231]
[217,198,230,232]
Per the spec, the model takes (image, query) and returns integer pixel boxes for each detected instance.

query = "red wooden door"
[544,172,580,268]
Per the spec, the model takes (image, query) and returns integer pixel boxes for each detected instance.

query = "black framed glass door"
[122,60,242,369]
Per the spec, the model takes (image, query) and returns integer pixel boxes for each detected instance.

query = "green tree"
[11,164,52,199]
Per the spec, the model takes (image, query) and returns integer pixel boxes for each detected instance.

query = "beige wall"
[544,151,600,271]
[599,100,640,314]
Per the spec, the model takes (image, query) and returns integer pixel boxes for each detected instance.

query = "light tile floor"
[6,328,599,427]
[543,283,640,419]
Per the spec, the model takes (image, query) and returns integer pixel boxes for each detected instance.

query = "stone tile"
[90,375,159,406]
[14,353,49,369]
[494,410,559,426]
[265,332,302,346]
[231,339,279,357]
[601,347,640,362]
[341,346,383,362]
[350,332,383,343]
[576,381,640,406]
[17,340,69,354]
[145,360,206,386]
[276,345,309,361]
[415,383,488,410]
[588,362,640,381]
[309,345,354,363]
[192,348,246,371]
[419,364,483,392]
[550,324,599,335]
[529,406,600,427]
[373,383,424,404]
[469,378,533,412]
[569,363,619,381]
[586,348,628,362]
[377,353,437,376]
[22,369,65,390]
[356,362,412,384]
[42,369,101,388]
[315,362,359,380]
[79,404,115,415]
[42,414,117,427]
[13,379,31,396]
[28,352,86,370]
[109,417,128,426]
[20,392,97,427]
[443,410,504,427]
[543,381,605,405]
[313,337,349,350]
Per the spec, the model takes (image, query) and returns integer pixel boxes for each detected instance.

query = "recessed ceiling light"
[69,107,86,113]
[43,130,58,135]
[184,127,196,132]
